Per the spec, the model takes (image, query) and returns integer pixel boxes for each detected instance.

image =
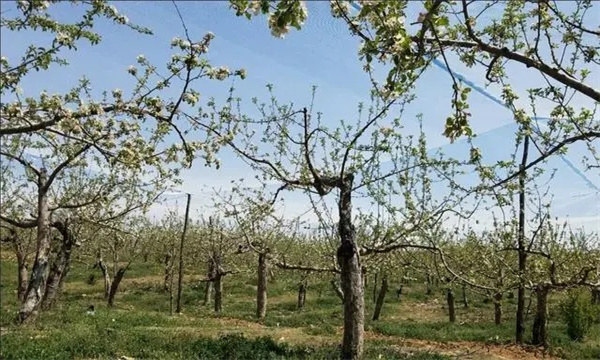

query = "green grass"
[1,257,599,359]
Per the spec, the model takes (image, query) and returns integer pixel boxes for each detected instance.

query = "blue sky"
[1,1,598,232]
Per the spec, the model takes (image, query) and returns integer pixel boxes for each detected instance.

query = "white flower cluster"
[379,127,393,136]
[208,66,230,81]
[248,0,262,15]
[127,65,137,76]
[183,92,199,106]
[56,32,74,46]
[18,0,50,11]
[268,14,289,39]
[330,0,350,18]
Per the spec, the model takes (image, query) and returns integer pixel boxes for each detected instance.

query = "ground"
[1,256,598,359]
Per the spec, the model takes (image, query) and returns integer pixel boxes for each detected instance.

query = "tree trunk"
[532,286,549,346]
[331,279,345,301]
[163,251,173,292]
[372,272,378,303]
[372,275,388,321]
[494,292,503,325]
[203,254,216,306]
[337,177,364,360]
[18,173,51,324]
[214,272,223,314]
[516,135,530,344]
[107,267,126,307]
[297,280,306,310]
[42,221,75,311]
[175,193,191,314]
[257,252,268,320]
[447,288,456,323]
[461,284,469,308]
[97,253,111,300]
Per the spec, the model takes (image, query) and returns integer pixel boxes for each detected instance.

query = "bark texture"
[532,286,549,346]
[18,171,51,324]
[257,252,268,320]
[107,267,126,307]
[42,221,75,311]
[372,275,388,321]
[447,288,456,323]
[337,177,364,360]
[97,252,111,299]
[494,292,503,325]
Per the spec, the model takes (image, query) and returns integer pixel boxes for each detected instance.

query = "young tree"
[199,85,464,359]
[1,0,245,323]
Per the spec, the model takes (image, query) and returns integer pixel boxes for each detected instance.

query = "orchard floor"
[1,260,599,360]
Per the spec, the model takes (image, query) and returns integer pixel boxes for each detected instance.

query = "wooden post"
[176,193,191,314]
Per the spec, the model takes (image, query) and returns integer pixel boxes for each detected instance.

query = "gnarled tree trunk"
[372,275,388,321]
[4,229,29,302]
[107,267,126,307]
[97,252,111,300]
[257,252,268,320]
[18,172,51,324]
[42,220,75,311]
[337,177,364,360]
[446,288,456,323]
[532,286,549,346]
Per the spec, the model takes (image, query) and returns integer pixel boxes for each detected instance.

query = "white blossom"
[268,15,289,39]
[248,0,262,15]
[213,66,230,81]
[183,92,199,105]
[330,0,350,18]
[171,37,182,47]
[127,65,137,75]
[56,32,73,46]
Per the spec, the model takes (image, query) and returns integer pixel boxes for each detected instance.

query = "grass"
[1,257,599,359]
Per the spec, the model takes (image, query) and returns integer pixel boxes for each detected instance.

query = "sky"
[1,1,598,233]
